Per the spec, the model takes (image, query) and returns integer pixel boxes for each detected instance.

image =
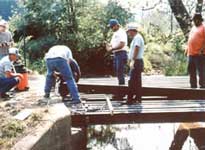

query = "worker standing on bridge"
[106,19,128,99]
[126,23,144,104]
[185,13,205,88]
[44,45,81,106]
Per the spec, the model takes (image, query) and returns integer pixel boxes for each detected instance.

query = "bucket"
[17,72,29,91]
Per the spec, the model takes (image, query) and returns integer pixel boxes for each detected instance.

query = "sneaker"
[70,100,81,105]
[44,93,50,99]
[71,103,82,109]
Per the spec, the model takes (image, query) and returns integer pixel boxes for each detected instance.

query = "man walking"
[44,45,81,106]
[0,48,22,98]
[106,19,128,99]
[0,20,13,59]
[126,23,144,104]
[186,13,205,88]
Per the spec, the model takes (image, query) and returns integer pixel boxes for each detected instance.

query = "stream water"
[87,123,204,150]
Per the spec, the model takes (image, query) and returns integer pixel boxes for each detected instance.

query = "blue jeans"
[188,55,205,88]
[0,77,19,94]
[128,59,144,100]
[113,51,127,85]
[44,58,80,102]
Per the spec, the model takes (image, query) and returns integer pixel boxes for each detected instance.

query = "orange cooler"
[17,72,29,91]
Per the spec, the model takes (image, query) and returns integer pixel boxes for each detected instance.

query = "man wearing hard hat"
[126,23,144,104]
[0,48,23,98]
[0,20,13,59]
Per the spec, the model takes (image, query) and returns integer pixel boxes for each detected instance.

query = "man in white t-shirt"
[0,48,23,98]
[44,45,81,106]
[106,19,128,99]
[126,23,144,104]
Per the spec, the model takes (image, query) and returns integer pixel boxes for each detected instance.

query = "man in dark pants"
[186,13,205,88]
[106,19,128,99]
[126,23,144,104]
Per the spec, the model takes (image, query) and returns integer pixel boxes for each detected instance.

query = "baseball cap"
[126,23,139,31]
[0,20,7,27]
[108,19,119,27]
[9,48,19,55]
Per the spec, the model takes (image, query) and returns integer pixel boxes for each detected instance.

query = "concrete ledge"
[12,104,71,150]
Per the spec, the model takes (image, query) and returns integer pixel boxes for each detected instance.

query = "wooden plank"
[71,111,205,127]
[78,83,205,99]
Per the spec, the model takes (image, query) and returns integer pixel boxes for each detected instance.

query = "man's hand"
[16,73,24,80]
[129,60,135,70]
[106,43,112,52]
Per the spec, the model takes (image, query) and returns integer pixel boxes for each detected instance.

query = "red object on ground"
[17,72,29,91]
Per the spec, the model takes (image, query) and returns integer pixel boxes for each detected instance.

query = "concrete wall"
[12,104,72,150]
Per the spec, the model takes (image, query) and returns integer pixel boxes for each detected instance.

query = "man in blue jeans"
[44,45,81,106]
[106,19,128,99]
[0,48,22,98]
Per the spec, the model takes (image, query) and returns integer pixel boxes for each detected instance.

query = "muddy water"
[87,123,203,150]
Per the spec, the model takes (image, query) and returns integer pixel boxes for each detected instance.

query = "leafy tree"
[11,0,133,74]
[168,0,204,39]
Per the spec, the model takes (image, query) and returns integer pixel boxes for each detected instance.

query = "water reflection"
[87,123,205,150]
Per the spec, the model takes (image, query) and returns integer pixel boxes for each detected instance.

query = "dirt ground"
[0,74,58,150]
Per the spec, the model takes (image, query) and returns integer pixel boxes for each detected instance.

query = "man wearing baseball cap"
[126,23,144,104]
[185,13,205,88]
[0,20,13,59]
[106,19,128,99]
[0,47,23,98]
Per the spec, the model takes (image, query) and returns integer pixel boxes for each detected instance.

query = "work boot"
[44,93,50,99]
[0,93,10,98]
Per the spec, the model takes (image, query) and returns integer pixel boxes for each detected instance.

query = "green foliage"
[164,32,187,76]
[141,25,187,76]
[28,59,46,74]
[1,120,24,138]
[10,0,133,74]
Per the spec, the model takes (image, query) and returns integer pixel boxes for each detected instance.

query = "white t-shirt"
[45,45,73,60]
[111,28,128,52]
[0,56,12,78]
[129,33,144,60]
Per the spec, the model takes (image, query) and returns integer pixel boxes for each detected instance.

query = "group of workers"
[0,12,205,107]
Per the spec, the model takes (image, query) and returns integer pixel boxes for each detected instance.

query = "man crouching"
[0,48,23,98]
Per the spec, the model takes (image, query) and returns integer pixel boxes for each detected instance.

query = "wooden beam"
[71,111,205,127]
[77,83,205,100]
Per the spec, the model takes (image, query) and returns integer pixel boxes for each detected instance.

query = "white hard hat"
[9,48,19,55]
[126,23,140,31]
[0,20,7,27]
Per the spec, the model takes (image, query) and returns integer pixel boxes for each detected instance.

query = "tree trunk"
[196,0,203,13]
[168,0,192,39]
